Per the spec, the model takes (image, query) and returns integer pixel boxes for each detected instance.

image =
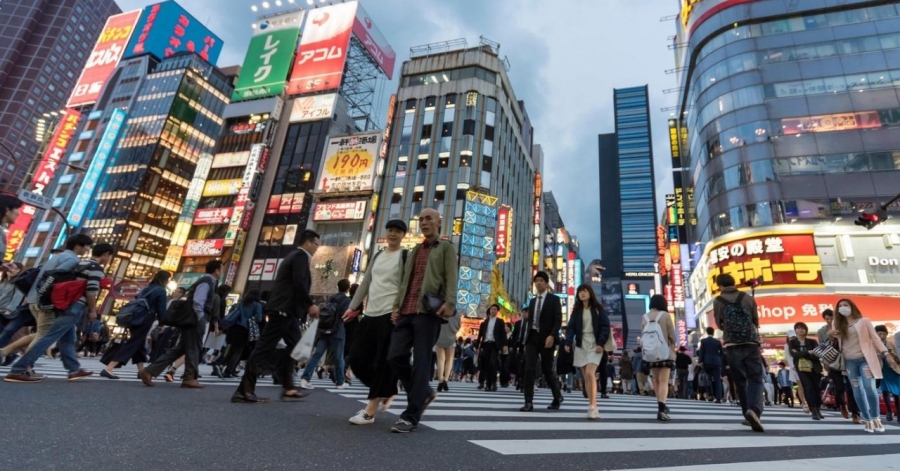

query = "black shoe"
[548,396,563,410]
[231,392,269,404]
[391,419,417,433]
[317,369,323,380]
[744,410,764,432]
[601,394,610,399]
[657,411,671,422]
[477,384,484,390]
[1,354,17,366]
[491,384,498,392]
[520,403,534,412]
[212,365,224,378]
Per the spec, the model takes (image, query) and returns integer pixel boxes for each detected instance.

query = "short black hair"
[489,304,501,312]
[706,327,715,336]
[716,273,736,288]
[876,325,888,334]
[778,361,786,367]
[92,243,114,257]
[337,279,350,293]
[822,309,834,318]
[298,229,320,247]
[793,321,808,332]
[533,271,549,283]
[649,294,668,312]
[65,234,93,250]
[205,260,223,274]
[0,193,23,220]
[679,346,686,352]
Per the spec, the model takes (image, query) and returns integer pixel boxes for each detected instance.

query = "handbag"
[797,357,813,373]
[812,340,840,365]
[290,319,319,362]
[160,298,197,328]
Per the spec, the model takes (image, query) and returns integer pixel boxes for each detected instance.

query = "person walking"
[784,330,808,413]
[101,270,170,379]
[232,230,321,403]
[789,321,824,420]
[520,271,564,412]
[818,308,859,422]
[139,260,221,390]
[213,288,264,378]
[776,361,794,407]
[831,298,890,433]
[713,273,765,432]
[476,304,507,392]
[344,219,408,425]
[697,327,724,403]
[641,294,677,421]
[386,208,458,433]
[619,351,633,394]
[435,310,460,392]
[632,347,646,395]
[298,279,352,390]
[5,243,114,382]
[875,325,900,422]
[564,284,610,419]
[675,346,692,399]
[511,309,529,391]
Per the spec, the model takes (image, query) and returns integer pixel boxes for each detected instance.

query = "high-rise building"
[375,38,537,316]
[598,86,658,278]
[0,0,121,188]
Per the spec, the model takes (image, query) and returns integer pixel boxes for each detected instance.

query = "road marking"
[627,453,900,471]
[382,408,842,421]
[422,420,866,431]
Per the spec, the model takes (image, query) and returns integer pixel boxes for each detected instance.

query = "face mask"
[838,306,852,317]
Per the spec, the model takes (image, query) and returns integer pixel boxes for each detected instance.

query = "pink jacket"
[840,318,888,379]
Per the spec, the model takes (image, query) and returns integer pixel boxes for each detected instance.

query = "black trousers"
[387,314,442,426]
[523,333,561,404]
[499,353,510,386]
[779,386,794,406]
[724,344,765,417]
[481,342,500,388]
[349,314,398,400]
[798,370,822,408]
[146,321,206,381]
[111,322,153,366]
[827,369,859,413]
[598,353,609,395]
[220,326,249,375]
[237,312,301,396]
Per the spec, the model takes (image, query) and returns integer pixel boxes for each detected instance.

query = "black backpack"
[717,292,757,344]
[13,267,42,295]
[36,266,90,311]
[317,301,339,335]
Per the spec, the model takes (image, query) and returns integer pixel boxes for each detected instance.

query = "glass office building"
[677,0,900,244]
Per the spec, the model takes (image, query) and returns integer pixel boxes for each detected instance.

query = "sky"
[116,0,681,263]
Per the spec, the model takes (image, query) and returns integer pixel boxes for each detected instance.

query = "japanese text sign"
[496,207,511,262]
[312,200,366,222]
[67,11,141,108]
[233,11,304,101]
[69,108,126,226]
[290,94,337,123]
[287,2,356,94]
[316,131,380,194]
[123,1,224,65]
[193,207,233,225]
[183,239,225,257]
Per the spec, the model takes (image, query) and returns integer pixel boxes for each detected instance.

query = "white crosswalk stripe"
[326,379,900,467]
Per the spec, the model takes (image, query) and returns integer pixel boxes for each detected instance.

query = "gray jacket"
[27,250,80,305]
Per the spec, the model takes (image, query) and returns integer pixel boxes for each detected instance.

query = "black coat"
[266,249,312,321]
[698,336,724,367]
[524,292,562,346]
[565,305,610,350]
[477,316,508,349]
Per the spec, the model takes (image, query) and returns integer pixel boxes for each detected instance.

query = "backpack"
[640,311,670,363]
[218,303,243,331]
[160,277,214,328]
[717,292,756,344]
[116,287,160,328]
[12,266,41,295]
[36,262,97,311]
[317,297,341,335]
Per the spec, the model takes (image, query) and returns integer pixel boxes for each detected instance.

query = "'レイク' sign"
[183,239,225,257]
[313,200,366,222]
[704,231,824,296]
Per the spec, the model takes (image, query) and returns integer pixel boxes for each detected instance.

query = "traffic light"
[855,207,888,230]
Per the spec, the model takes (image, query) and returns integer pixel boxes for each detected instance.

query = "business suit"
[477,316,508,391]
[522,292,563,407]
[698,335,724,401]
[235,248,312,401]
[511,318,527,389]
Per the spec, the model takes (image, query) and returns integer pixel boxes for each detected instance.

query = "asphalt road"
[2,358,900,470]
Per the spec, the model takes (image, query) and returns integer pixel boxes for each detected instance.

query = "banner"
[313,200,366,222]
[232,11,304,101]
[193,207,233,225]
[351,2,396,79]
[495,206,511,262]
[290,94,337,122]
[183,239,225,257]
[316,131,380,194]
[202,179,243,197]
[266,193,305,214]
[67,11,141,108]
[287,2,356,95]
[123,2,224,64]
[211,151,250,169]
[705,294,900,327]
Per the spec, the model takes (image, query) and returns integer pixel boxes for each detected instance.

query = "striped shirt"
[75,259,104,304]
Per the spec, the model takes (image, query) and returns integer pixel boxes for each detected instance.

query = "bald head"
[419,207,441,239]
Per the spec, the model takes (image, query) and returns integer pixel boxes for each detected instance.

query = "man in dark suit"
[520,271,563,412]
[232,230,321,404]
[697,326,725,403]
[477,304,508,392]
[511,309,529,390]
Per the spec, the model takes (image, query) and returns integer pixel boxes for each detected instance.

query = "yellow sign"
[324,150,374,178]
[202,179,243,197]
[681,0,704,28]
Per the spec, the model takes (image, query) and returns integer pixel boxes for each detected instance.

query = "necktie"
[534,295,543,330]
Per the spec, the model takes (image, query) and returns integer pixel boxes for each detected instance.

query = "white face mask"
[838,306,852,317]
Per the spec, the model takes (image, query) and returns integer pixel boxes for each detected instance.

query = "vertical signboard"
[6,110,82,259]
[164,152,213,271]
[495,206,511,262]
[67,11,141,108]
[123,1,224,65]
[287,2,356,95]
[350,2,396,79]
[232,11,304,101]
[68,108,127,226]
[668,118,681,169]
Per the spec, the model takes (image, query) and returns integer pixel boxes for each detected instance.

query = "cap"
[786,329,797,338]
[385,219,407,233]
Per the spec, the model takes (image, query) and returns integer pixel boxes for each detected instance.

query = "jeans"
[388,314,442,425]
[301,336,345,385]
[724,344,765,417]
[0,311,31,350]
[677,368,689,398]
[845,357,880,421]
[704,364,724,400]
[11,303,86,374]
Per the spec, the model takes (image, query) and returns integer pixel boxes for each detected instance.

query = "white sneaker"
[587,407,600,420]
[875,419,886,433]
[299,379,314,390]
[335,383,348,389]
[349,409,375,425]
[865,420,874,433]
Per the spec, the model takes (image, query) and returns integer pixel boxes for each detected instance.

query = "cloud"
[115,0,678,263]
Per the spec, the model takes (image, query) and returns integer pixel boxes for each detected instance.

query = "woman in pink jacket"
[831,298,889,433]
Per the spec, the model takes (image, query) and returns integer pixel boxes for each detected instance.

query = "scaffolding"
[339,36,386,132]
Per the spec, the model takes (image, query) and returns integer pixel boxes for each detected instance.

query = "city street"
[3,358,900,470]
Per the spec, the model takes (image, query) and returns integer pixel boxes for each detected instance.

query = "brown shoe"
[841,406,850,419]
[4,372,43,383]
[138,370,154,387]
[181,380,204,389]
[67,369,93,381]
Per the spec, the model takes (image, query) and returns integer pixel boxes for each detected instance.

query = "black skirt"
[642,359,676,375]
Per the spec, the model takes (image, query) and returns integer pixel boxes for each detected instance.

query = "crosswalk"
[325,379,900,467]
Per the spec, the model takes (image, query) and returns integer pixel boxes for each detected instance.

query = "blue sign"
[68,108,127,227]
[123,1,223,65]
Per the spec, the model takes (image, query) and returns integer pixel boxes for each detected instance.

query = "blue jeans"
[846,357,880,421]
[11,303,86,374]
[0,311,31,349]
[301,336,345,385]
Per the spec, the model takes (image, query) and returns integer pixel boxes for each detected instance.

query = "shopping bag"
[291,319,318,362]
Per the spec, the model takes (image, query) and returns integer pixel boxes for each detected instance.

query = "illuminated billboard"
[69,108,127,226]
[232,11,304,101]
[123,1,224,65]
[287,2,356,94]
[316,131,380,194]
[67,11,141,108]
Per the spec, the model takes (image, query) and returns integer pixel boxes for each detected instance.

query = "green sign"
[232,12,304,101]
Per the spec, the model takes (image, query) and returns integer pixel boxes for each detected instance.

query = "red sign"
[287,2,356,94]
[672,264,684,308]
[67,11,140,107]
[705,231,823,297]
[193,207,233,225]
[5,110,82,259]
[183,239,225,257]
[496,207,510,261]
[313,200,366,222]
[240,202,255,231]
[759,336,788,350]
[665,285,674,312]
[248,259,264,280]
[706,294,900,327]
[657,226,668,278]
[351,3,396,80]
[267,193,305,214]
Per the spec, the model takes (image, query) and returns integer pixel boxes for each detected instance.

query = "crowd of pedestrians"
[1,201,898,437]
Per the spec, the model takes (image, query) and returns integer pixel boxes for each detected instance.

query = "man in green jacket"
[387,207,457,433]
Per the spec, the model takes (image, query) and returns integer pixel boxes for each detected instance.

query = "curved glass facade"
[680,1,900,243]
